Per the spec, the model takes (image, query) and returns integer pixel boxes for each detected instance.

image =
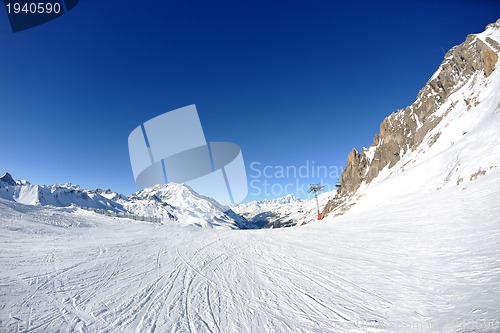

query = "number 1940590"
[6,2,62,14]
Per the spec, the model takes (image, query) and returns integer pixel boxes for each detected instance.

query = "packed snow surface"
[1,165,499,332]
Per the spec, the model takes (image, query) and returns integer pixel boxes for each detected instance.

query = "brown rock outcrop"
[322,19,500,218]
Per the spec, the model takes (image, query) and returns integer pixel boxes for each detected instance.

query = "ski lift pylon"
[308,184,324,220]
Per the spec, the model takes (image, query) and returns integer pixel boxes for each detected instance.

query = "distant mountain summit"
[242,194,304,208]
[272,194,304,205]
[323,19,500,217]
[127,183,252,229]
[0,172,17,186]
[232,193,330,228]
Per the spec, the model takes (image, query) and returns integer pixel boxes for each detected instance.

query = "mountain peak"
[276,194,303,204]
[486,19,500,31]
[0,172,17,186]
[136,183,197,199]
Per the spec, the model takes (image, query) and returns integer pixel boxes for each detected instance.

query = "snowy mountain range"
[1,21,499,232]
[231,193,331,228]
[0,172,329,229]
[0,173,251,229]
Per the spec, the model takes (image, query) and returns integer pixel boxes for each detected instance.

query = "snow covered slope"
[0,163,499,332]
[349,21,500,210]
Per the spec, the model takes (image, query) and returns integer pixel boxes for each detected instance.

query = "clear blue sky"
[1,0,499,201]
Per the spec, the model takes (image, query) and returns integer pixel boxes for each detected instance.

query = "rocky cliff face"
[323,19,500,217]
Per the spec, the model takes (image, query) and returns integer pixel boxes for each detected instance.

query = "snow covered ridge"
[128,183,252,229]
[235,194,304,211]
[323,19,500,218]
[0,172,117,209]
[231,194,306,228]
[0,173,250,229]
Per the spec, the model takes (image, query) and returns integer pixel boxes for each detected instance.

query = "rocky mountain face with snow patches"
[323,19,500,217]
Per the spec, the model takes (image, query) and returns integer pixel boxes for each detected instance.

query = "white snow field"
[0,166,499,333]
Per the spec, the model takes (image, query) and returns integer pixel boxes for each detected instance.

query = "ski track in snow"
[1,166,500,333]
